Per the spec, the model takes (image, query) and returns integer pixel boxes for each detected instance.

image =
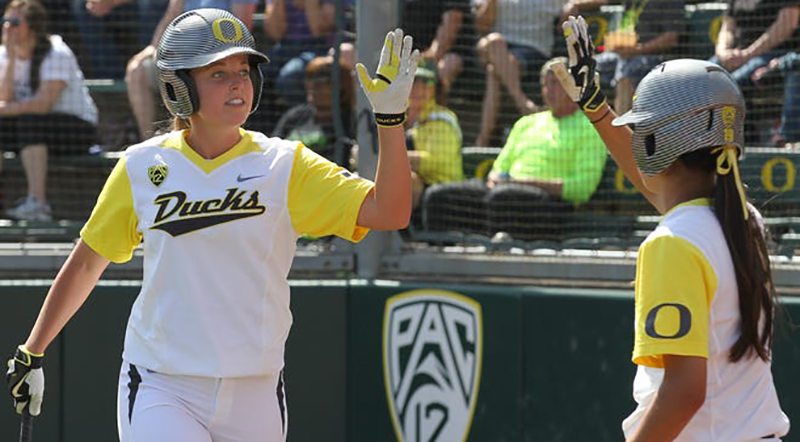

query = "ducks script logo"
[383,290,482,442]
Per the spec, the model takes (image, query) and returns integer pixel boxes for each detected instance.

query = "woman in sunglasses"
[0,0,98,222]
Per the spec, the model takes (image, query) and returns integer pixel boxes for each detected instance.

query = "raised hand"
[551,16,608,118]
[356,28,420,127]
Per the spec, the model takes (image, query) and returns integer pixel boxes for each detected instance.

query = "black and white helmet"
[612,59,746,176]
[155,8,270,118]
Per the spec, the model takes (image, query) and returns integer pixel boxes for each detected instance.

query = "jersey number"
[645,303,691,339]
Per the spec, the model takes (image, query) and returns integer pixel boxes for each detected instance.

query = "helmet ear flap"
[176,70,200,115]
[249,62,265,114]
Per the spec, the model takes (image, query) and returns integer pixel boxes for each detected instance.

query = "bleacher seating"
[0,151,119,241]
[415,146,800,250]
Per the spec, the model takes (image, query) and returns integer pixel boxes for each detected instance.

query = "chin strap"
[711,145,749,220]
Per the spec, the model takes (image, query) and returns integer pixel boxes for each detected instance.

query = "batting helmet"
[612,59,746,176]
[155,8,270,118]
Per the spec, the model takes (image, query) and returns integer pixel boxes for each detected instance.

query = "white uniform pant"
[117,361,287,442]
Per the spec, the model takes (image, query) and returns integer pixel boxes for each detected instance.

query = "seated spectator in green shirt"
[423,57,608,241]
[406,63,464,209]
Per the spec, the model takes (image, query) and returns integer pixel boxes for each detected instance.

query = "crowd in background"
[1,0,799,241]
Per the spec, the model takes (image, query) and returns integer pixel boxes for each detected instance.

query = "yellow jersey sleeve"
[288,144,375,242]
[633,235,718,367]
[80,156,142,263]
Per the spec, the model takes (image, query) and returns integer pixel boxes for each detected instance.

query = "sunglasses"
[2,17,21,27]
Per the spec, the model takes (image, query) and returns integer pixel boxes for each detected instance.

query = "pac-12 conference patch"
[383,290,483,442]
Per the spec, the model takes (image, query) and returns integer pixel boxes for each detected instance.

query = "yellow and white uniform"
[623,199,790,441]
[81,129,373,442]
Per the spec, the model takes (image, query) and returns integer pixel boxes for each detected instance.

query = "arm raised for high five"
[551,15,661,212]
[355,28,420,229]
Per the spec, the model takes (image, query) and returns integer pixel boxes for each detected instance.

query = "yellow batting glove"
[356,28,420,127]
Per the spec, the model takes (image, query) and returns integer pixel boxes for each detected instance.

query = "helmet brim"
[159,46,270,71]
[611,109,651,127]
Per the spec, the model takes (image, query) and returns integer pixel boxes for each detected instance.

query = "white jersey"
[81,130,373,377]
[624,199,790,441]
[0,35,98,124]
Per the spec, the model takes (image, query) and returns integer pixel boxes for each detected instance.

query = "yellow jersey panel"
[80,155,141,263]
[633,235,716,367]
[287,144,374,241]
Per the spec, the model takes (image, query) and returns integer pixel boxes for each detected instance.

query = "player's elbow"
[683,385,706,413]
[382,207,411,230]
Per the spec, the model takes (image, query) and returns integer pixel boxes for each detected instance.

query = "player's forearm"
[264,0,288,41]
[625,358,706,442]
[586,103,661,211]
[743,6,800,58]
[370,126,412,229]
[25,240,110,354]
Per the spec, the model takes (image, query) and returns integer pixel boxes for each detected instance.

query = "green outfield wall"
[1,281,798,442]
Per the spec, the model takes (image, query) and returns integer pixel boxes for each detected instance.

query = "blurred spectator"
[753,52,800,146]
[595,0,686,114]
[713,0,799,145]
[423,57,607,241]
[0,0,99,221]
[472,0,562,147]
[71,0,168,79]
[272,55,356,163]
[125,0,258,140]
[262,0,339,109]
[401,0,474,99]
[406,63,464,209]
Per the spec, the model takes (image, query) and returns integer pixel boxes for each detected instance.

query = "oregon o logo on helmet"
[645,303,691,339]
[212,18,243,43]
[383,290,482,442]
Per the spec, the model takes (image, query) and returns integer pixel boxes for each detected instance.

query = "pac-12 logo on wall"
[383,290,483,442]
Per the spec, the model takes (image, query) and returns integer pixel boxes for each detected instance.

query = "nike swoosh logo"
[10,373,29,398]
[237,174,265,183]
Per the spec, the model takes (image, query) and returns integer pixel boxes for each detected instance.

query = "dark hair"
[6,0,50,94]
[680,148,776,362]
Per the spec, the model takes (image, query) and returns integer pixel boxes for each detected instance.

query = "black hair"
[680,148,777,362]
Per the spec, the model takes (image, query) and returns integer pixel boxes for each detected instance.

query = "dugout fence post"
[355,0,401,278]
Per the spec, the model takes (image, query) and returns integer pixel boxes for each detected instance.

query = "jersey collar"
[664,197,712,217]
[162,129,261,174]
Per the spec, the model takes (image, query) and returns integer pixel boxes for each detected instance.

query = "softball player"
[553,16,790,442]
[6,9,419,442]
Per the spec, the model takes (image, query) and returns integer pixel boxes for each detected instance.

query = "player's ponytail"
[681,148,776,362]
